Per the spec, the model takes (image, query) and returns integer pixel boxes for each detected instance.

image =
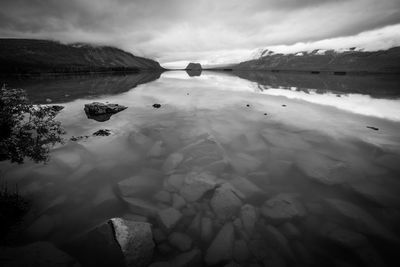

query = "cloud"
[0,0,400,67]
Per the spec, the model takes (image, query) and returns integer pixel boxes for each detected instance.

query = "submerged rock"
[84,102,127,122]
[163,153,184,173]
[110,218,154,267]
[210,184,242,221]
[233,239,250,262]
[201,217,214,243]
[229,176,264,200]
[321,223,368,249]
[180,172,217,202]
[205,222,235,265]
[261,194,306,224]
[240,204,258,236]
[0,242,79,267]
[325,198,398,242]
[172,194,186,210]
[171,248,202,267]
[157,207,182,232]
[117,176,159,197]
[168,232,193,251]
[122,197,160,217]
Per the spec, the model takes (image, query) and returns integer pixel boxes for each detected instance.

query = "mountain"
[233,47,400,74]
[0,39,163,74]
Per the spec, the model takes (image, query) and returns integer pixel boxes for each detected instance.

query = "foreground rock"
[261,194,306,224]
[180,172,217,202]
[171,248,202,267]
[0,242,80,267]
[210,184,242,221]
[205,222,235,265]
[110,218,155,267]
[157,207,182,232]
[84,102,127,122]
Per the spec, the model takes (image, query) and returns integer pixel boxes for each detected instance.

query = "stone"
[163,153,184,173]
[205,222,235,265]
[153,103,162,108]
[248,239,269,260]
[279,222,301,239]
[164,174,185,192]
[148,141,165,158]
[153,190,172,204]
[168,232,193,251]
[292,241,313,265]
[261,224,294,260]
[210,184,242,221]
[201,217,214,243]
[153,228,167,244]
[157,207,182,232]
[110,218,154,267]
[84,102,127,122]
[157,243,174,256]
[170,249,202,267]
[240,204,258,235]
[233,239,250,262]
[325,198,398,242]
[93,129,111,136]
[123,213,148,222]
[0,242,80,267]
[261,194,306,224]
[117,176,159,197]
[122,197,160,217]
[187,213,202,237]
[180,172,217,202]
[172,194,186,209]
[321,223,368,249]
[229,176,264,200]
[230,153,262,174]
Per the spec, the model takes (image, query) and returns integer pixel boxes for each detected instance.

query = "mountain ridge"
[0,39,164,74]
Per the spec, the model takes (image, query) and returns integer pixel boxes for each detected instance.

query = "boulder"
[110,218,154,267]
[122,197,160,217]
[84,102,127,122]
[185,63,202,70]
[172,194,186,209]
[171,248,202,267]
[229,176,264,200]
[117,176,159,197]
[261,224,294,260]
[201,217,214,243]
[153,190,172,204]
[0,242,80,267]
[187,213,202,237]
[147,141,165,158]
[163,153,184,173]
[168,232,193,251]
[157,207,182,232]
[240,204,258,235]
[210,184,242,221]
[205,222,235,265]
[164,174,185,192]
[279,222,301,240]
[321,223,368,249]
[233,239,250,262]
[229,153,262,174]
[180,172,217,202]
[261,194,306,224]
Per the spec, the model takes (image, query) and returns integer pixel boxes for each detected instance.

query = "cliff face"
[0,39,164,74]
[185,63,202,70]
[233,47,400,73]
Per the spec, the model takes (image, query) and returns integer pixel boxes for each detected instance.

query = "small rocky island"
[185,63,202,77]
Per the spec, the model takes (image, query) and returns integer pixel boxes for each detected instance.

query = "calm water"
[1,71,400,266]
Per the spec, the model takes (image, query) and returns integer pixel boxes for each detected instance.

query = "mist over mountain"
[233,47,400,73]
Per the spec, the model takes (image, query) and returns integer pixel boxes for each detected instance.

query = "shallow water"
[1,71,400,266]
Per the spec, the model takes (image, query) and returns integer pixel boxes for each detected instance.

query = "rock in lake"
[240,204,258,235]
[210,184,242,221]
[157,207,183,232]
[117,175,159,197]
[180,172,217,202]
[110,218,155,267]
[163,153,184,173]
[261,194,306,224]
[84,102,127,122]
[0,242,79,267]
[205,222,235,265]
[171,248,202,267]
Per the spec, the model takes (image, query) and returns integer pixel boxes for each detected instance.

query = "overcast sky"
[1,0,400,67]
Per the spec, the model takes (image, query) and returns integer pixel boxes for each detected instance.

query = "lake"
[1,71,400,267]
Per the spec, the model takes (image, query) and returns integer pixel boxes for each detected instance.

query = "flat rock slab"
[110,218,154,267]
[205,222,235,265]
[210,184,243,221]
[180,172,217,202]
[261,194,306,224]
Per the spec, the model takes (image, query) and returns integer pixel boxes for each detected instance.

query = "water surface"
[1,71,400,266]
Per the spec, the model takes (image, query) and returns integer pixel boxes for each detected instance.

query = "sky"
[1,0,400,68]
